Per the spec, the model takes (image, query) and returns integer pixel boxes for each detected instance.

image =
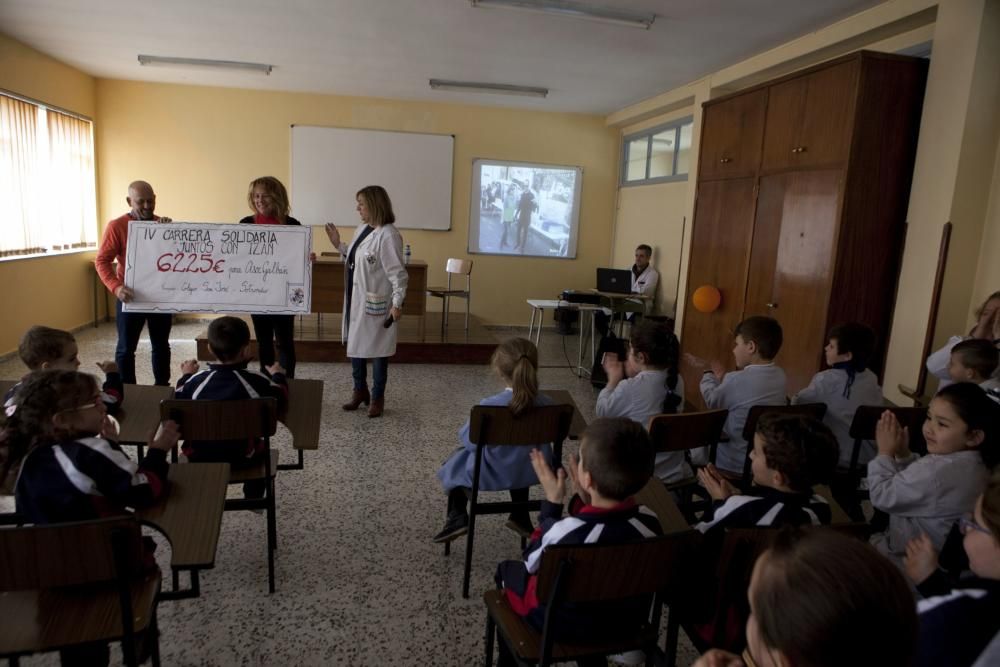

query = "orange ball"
[692,285,722,313]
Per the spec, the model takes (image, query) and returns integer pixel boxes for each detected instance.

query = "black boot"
[433,487,469,543]
[505,488,533,538]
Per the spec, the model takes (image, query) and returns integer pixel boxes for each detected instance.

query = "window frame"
[0,87,97,262]
[620,116,693,187]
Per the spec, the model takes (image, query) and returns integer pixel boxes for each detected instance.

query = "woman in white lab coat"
[323,185,408,418]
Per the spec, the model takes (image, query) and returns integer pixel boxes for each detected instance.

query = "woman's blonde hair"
[491,338,538,416]
[247,176,290,220]
[356,185,396,226]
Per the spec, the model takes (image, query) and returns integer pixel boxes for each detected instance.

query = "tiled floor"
[1,320,698,666]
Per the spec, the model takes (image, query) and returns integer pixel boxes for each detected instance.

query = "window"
[0,91,97,259]
[620,117,693,186]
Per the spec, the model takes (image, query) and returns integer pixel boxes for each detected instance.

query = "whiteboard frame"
[290,125,454,232]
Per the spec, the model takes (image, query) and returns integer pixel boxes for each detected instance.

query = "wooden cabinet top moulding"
[700,50,921,111]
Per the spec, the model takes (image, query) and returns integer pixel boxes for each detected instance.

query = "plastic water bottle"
[404,244,411,265]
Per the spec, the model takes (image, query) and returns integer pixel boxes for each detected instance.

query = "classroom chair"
[0,516,161,667]
[736,403,828,490]
[160,397,280,593]
[664,523,868,662]
[484,531,700,667]
[648,409,728,521]
[426,258,473,337]
[444,403,573,599]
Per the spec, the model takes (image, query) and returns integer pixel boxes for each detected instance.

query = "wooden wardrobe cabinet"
[760,60,859,171]
[680,51,927,404]
[699,89,768,181]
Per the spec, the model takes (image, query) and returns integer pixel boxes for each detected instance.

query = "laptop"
[596,268,633,294]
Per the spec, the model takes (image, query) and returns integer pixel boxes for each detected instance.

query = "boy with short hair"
[695,316,787,474]
[948,339,999,392]
[495,418,662,644]
[4,325,122,417]
[793,322,884,469]
[174,316,288,497]
[695,414,839,535]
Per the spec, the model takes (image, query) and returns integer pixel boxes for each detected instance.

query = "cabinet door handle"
[766,302,778,309]
[719,157,731,163]
[791,146,807,154]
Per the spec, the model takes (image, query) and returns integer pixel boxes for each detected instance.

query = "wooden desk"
[541,389,587,440]
[137,462,229,599]
[312,257,427,317]
[117,384,175,447]
[279,378,324,470]
[634,479,691,534]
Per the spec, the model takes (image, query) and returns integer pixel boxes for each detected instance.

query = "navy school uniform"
[694,486,833,536]
[916,576,1000,667]
[15,437,168,524]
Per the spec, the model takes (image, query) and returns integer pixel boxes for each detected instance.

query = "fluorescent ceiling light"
[137,55,273,75]
[429,79,548,98]
[470,0,655,29]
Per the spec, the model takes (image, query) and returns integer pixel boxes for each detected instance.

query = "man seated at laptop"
[595,244,659,336]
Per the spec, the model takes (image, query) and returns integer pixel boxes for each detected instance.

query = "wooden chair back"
[535,532,699,604]
[698,522,869,652]
[0,516,143,591]
[468,404,573,449]
[532,531,699,665]
[648,409,728,453]
[160,397,278,440]
[740,403,828,442]
[849,405,927,459]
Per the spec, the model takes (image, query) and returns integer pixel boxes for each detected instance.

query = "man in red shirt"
[95,181,174,385]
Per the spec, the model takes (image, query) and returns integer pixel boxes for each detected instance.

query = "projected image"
[468,160,581,259]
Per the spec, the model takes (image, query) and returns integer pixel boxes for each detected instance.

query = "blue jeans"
[351,357,388,399]
[115,299,172,385]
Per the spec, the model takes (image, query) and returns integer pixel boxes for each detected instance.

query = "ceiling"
[0,0,885,114]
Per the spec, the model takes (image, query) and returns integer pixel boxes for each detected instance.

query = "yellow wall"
[0,34,98,357]
[885,0,1000,400]
[612,109,695,317]
[95,80,619,326]
[972,137,1000,305]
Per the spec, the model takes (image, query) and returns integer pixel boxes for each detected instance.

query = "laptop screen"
[596,268,633,294]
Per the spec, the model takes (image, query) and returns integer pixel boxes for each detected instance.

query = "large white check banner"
[123,221,313,314]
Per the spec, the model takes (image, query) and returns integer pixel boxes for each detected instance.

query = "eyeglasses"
[959,516,992,536]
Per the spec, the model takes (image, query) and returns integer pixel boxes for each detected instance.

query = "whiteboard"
[290,125,453,231]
